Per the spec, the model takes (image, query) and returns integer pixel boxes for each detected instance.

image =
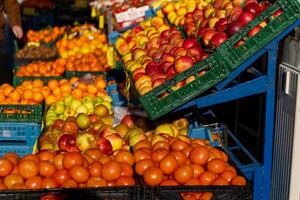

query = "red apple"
[147,47,161,58]
[175,56,194,73]
[245,0,258,6]
[182,38,198,49]
[152,78,166,88]
[133,68,146,77]
[227,21,243,36]
[233,0,245,7]
[62,121,78,135]
[215,18,228,32]
[174,47,188,58]
[197,28,209,38]
[52,119,64,130]
[160,61,174,73]
[133,72,146,82]
[214,0,223,9]
[145,61,161,75]
[88,114,100,123]
[244,2,261,16]
[146,37,160,49]
[161,54,175,63]
[248,26,262,37]
[238,12,255,26]
[228,6,243,21]
[200,18,209,28]
[193,9,204,20]
[208,17,220,28]
[126,36,133,43]
[259,1,271,12]
[169,46,179,56]
[211,32,228,47]
[166,65,177,80]
[88,122,104,135]
[187,46,203,62]
[152,50,163,61]
[99,127,116,138]
[151,73,166,82]
[58,134,79,152]
[163,44,175,54]
[160,38,169,45]
[161,29,170,38]
[96,137,113,155]
[215,10,226,18]
[133,26,143,34]
[121,115,135,129]
[202,29,218,47]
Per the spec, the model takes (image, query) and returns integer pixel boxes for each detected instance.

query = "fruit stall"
[0,0,299,199]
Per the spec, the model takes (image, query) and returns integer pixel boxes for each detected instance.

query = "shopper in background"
[0,0,23,84]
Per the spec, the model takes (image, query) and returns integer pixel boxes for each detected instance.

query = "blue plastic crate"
[189,124,224,147]
[0,142,34,157]
[0,123,41,146]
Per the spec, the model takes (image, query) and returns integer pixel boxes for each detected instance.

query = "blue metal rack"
[173,19,300,200]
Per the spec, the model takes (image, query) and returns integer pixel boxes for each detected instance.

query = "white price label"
[115,5,149,23]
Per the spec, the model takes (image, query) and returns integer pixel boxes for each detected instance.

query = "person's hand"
[12,25,23,39]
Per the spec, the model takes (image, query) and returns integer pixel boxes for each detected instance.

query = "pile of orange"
[55,31,108,58]
[27,27,65,44]
[46,75,107,105]
[133,138,246,199]
[66,51,109,72]
[15,59,66,77]
[0,149,135,190]
[0,80,48,105]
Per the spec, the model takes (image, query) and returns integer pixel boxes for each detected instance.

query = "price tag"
[114,5,150,23]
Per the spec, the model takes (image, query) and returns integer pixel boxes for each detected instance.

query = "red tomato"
[115,150,135,166]
[87,177,107,187]
[116,176,135,186]
[199,171,216,185]
[120,163,134,177]
[190,164,205,178]
[0,158,13,177]
[212,177,229,186]
[159,154,178,175]
[101,161,122,181]
[174,165,194,184]
[69,165,90,183]
[133,149,151,162]
[54,169,70,184]
[189,146,209,165]
[170,151,188,166]
[135,159,155,176]
[62,152,84,169]
[230,176,246,186]
[151,148,168,163]
[207,158,226,174]
[25,176,42,189]
[143,167,163,186]
[88,161,102,177]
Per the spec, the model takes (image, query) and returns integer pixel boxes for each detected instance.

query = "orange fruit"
[41,87,51,98]
[23,90,33,100]
[71,89,83,99]
[3,86,14,97]
[32,91,44,103]
[77,83,87,91]
[48,80,59,90]
[0,93,5,103]
[59,79,68,85]
[60,83,72,93]
[32,80,44,88]
[69,77,79,85]
[9,91,21,103]
[95,78,106,90]
[52,88,61,97]
[45,95,56,105]
[87,85,97,94]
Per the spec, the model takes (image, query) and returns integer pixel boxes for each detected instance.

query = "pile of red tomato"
[133,138,246,187]
[0,149,135,189]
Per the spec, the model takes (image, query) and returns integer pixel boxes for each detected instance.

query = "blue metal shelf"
[174,19,300,200]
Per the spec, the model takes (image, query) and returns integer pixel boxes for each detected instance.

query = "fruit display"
[15,45,57,59]
[44,94,113,126]
[65,52,109,72]
[15,59,66,77]
[162,0,279,48]
[115,16,208,95]
[55,28,108,58]
[0,150,135,190]
[44,75,108,106]
[26,27,66,44]
[0,81,48,105]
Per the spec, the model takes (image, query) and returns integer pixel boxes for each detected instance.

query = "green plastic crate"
[65,71,105,79]
[139,51,230,120]
[13,76,64,87]
[0,104,43,123]
[218,0,300,70]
